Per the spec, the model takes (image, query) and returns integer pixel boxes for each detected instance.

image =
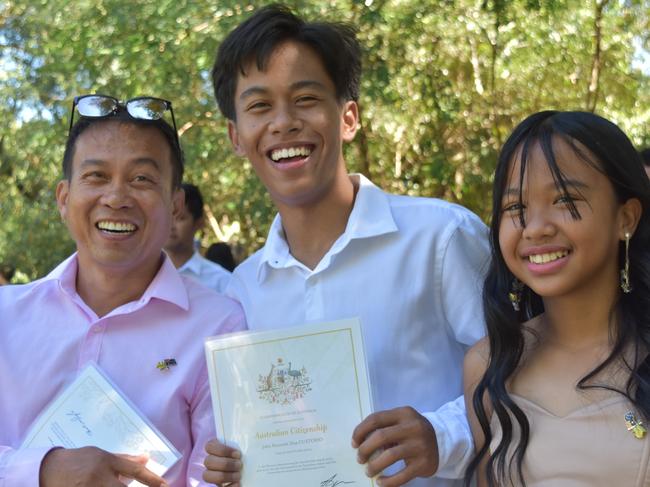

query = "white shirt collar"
[257,174,398,282]
[178,251,204,276]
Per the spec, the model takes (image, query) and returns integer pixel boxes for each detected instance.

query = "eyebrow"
[503,179,590,196]
[239,80,328,101]
[79,158,161,171]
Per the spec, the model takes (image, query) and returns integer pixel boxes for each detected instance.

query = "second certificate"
[205,318,374,486]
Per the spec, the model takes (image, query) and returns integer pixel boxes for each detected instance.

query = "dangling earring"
[509,278,524,311]
[620,232,632,293]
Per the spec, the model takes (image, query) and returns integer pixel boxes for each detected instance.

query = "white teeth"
[528,250,569,264]
[270,146,311,162]
[97,221,136,233]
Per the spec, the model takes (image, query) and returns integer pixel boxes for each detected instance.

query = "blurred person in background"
[165,183,232,293]
[205,242,236,272]
[0,263,15,286]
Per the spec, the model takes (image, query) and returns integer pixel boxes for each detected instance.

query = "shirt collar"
[257,174,398,281]
[36,252,190,313]
[178,251,203,276]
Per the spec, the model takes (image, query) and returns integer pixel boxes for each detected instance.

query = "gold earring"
[509,278,524,311]
[620,232,632,293]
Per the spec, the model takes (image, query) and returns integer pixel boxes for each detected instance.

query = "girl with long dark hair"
[464,111,650,486]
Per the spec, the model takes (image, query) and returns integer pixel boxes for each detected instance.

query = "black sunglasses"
[68,94,180,147]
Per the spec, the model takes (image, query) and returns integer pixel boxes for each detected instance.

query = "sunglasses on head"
[68,94,180,147]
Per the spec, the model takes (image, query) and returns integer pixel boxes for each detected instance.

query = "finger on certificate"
[205,438,241,460]
[362,436,407,476]
[111,454,168,487]
[351,408,401,452]
[203,465,242,486]
[203,439,243,486]
[352,406,439,483]
[39,447,167,487]
[116,453,152,484]
[116,452,149,464]
[375,465,422,487]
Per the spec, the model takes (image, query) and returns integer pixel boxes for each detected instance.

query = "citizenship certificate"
[205,318,375,486]
[21,363,181,486]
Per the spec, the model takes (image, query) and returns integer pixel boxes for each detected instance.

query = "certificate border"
[22,365,180,470]
[205,317,376,487]
[210,326,365,442]
[25,377,161,453]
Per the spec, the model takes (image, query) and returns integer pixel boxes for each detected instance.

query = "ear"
[171,187,185,219]
[193,215,206,234]
[227,120,246,157]
[55,180,70,223]
[340,100,359,143]
[618,197,642,239]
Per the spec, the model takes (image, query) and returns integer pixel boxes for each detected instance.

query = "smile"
[96,221,137,234]
[269,145,312,162]
[528,250,569,264]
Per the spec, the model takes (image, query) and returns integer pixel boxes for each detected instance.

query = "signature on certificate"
[66,410,93,436]
[320,474,355,487]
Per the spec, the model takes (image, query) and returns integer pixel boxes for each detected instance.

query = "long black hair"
[466,111,650,486]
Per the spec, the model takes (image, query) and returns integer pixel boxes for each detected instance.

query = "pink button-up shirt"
[0,253,246,487]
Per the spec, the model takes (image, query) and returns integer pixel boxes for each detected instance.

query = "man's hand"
[203,439,242,486]
[351,406,439,487]
[39,446,167,487]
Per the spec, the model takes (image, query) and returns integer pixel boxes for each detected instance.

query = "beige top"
[489,394,650,486]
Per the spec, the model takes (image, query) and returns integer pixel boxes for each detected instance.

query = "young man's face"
[165,203,201,256]
[56,121,183,277]
[228,41,359,208]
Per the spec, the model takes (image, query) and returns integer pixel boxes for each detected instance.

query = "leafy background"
[1,0,649,281]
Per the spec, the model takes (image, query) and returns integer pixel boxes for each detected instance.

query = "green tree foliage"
[1,0,649,280]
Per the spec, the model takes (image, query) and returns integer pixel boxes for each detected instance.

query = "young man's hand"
[39,446,167,487]
[352,406,439,487]
[203,439,242,486]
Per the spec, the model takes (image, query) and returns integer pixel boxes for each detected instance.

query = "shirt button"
[91,325,102,333]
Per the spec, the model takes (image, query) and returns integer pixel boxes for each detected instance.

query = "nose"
[521,205,557,241]
[269,103,301,135]
[100,179,133,209]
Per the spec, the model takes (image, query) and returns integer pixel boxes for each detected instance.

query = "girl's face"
[498,137,631,301]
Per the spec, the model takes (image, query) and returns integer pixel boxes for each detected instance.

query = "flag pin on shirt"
[156,358,177,371]
[625,411,647,439]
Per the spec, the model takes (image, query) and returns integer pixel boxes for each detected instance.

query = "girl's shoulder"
[464,314,544,379]
[464,336,491,394]
[465,337,490,371]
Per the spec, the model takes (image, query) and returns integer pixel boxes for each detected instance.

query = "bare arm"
[463,338,491,487]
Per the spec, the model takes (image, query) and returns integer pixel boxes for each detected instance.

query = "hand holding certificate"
[21,364,180,487]
[205,318,375,486]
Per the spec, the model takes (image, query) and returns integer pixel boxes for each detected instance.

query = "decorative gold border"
[208,323,374,486]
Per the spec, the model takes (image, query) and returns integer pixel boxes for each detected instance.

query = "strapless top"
[488,394,650,486]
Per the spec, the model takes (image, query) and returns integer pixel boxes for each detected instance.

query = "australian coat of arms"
[257,357,312,405]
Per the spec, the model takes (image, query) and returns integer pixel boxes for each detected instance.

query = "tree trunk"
[585,0,609,112]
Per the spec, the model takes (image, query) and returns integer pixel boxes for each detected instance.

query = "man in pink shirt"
[0,95,245,487]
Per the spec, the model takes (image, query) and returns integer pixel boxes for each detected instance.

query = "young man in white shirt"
[203,5,489,487]
[165,183,231,293]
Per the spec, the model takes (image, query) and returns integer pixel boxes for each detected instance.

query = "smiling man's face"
[228,41,358,209]
[56,120,182,276]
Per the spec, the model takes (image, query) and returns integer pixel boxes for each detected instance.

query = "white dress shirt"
[178,251,231,294]
[226,174,489,486]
